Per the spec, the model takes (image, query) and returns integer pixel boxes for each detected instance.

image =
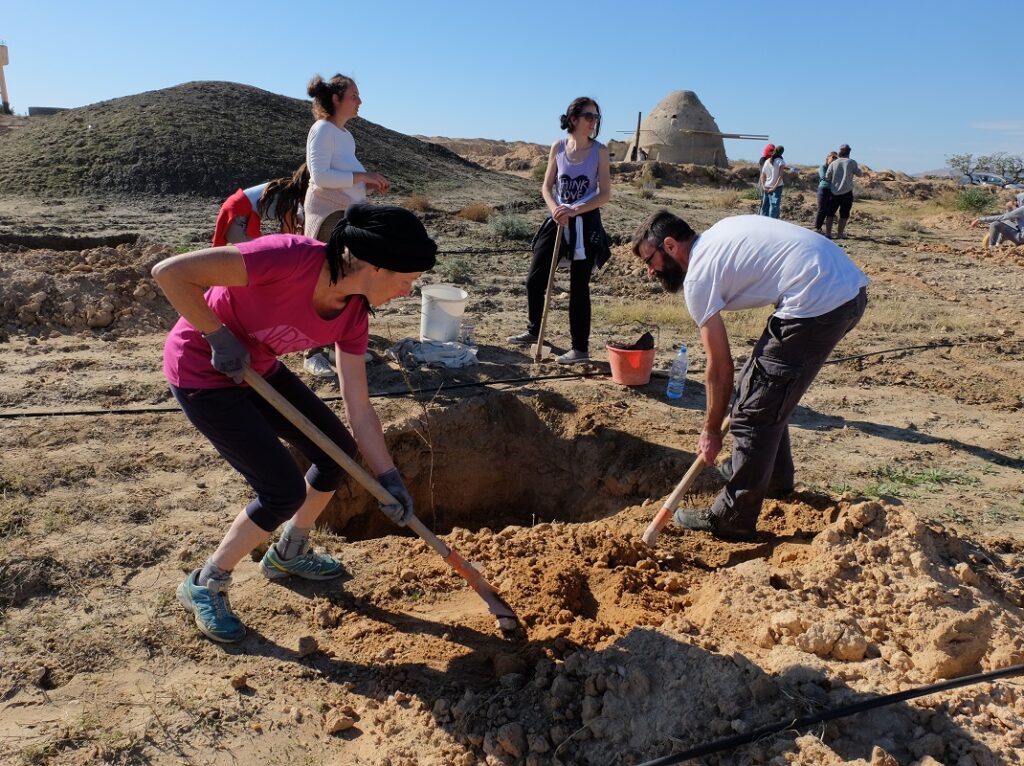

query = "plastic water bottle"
[666,346,688,400]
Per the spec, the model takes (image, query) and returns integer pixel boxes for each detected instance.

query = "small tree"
[945,153,975,176]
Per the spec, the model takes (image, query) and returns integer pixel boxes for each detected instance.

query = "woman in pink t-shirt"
[153,203,436,643]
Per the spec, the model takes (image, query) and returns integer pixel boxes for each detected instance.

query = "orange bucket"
[607,346,656,386]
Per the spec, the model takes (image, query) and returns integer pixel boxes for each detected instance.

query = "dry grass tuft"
[458,203,494,223]
[710,189,742,209]
[404,194,432,212]
[860,292,990,336]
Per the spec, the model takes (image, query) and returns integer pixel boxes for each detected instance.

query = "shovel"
[642,417,732,547]
[533,224,565,362]
[241,367,520,634]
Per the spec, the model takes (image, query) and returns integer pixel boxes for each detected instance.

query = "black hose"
[0,370,607,420]
[636,663,1024,766]
[1,337,1020,421]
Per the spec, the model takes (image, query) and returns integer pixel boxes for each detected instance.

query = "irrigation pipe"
[637,662,1024,766]
[1,338,1021,421]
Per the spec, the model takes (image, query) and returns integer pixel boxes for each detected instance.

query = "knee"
[306,464,345,493]
[246,475,307,530]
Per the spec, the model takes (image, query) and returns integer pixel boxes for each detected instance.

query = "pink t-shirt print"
[162,234,370,389]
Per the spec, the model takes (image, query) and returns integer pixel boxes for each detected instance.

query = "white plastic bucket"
[419,284,468,342]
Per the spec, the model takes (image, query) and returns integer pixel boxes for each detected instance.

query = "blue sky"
[4,0,1021,173]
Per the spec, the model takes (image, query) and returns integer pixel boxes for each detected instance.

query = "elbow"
[150,259,171,287]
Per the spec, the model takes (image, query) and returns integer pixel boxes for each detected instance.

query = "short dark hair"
[838,144,852,157]
[631,210,695,257]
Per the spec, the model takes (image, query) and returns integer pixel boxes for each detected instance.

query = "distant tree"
[976,152,1024,183]
[946,153,975,176]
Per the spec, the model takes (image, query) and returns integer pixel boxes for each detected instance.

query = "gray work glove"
[377,468,414,526]
[203,325,250,384]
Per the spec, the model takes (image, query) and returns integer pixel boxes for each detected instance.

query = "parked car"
[958,172,1024,189]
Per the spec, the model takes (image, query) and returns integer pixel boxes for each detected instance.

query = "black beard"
[655,256,685,293]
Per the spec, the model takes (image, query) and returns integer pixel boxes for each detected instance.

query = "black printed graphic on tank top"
[558,175,590,204]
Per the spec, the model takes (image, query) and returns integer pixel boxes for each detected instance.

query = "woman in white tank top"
[507,97,611,364]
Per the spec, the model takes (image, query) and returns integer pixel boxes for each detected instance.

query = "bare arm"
[570,145,611,215]
[540,142,561,215]
[335,348,395,475]
[151,247,248,333]
[698,314,734,463]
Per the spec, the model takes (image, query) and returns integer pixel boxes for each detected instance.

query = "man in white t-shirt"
[632,212,869,541]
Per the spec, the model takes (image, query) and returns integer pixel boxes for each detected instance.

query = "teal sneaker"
[176,570,246,643]
[259,546,345,581]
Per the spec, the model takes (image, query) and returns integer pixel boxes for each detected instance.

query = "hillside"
[0,82,515,198]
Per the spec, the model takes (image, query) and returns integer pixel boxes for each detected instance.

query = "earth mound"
[421,137,548,171]
[0,81,493,197]
[0,242,178,336]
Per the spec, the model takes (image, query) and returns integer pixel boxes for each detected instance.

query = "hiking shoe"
[260,546,345,581]
[717,462,794,499]
[672,508,757,542]
[303,352,335,378]
[507,331,538,346]
[555,349,590,364]
[176,570,246,643]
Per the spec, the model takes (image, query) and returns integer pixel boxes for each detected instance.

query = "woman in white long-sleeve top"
[302,73,391,377]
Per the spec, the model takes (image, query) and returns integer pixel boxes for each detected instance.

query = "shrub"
[740,187,761,200]
[954,187,996,213]
[432,256,474,284]
[711,190,741,208]
[458,203,494,223]
[490,213,533,240]
[898,220,928,235]
[404,193,432,212]
[856,184,893,201]
[531,163,548,182]
[639,187,655,200]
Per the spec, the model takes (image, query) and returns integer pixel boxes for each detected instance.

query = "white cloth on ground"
[386,338,479,368]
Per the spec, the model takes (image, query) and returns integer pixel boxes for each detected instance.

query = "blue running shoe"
[260,546,344,581]
[176,570,246,643]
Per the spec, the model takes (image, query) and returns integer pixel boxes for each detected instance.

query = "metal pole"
[631,111,641,161]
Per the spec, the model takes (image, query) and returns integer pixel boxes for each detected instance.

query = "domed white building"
[624,90,728,167]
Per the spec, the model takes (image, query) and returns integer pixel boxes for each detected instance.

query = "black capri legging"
[170,362,358,531]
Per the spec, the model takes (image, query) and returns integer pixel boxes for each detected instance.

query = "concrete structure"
[27,106,68,116]
[0,45,10,114]
[624,90,728,167]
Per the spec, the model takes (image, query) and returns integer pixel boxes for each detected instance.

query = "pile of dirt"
[421,137,548,171]
[332,498,1024,765]
[0,242,178,336]
[0,81,498,197]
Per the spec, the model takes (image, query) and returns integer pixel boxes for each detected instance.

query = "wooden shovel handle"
[533,224,565,362]
[642,417,732,546]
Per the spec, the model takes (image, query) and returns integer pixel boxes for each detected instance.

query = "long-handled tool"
[642,417,731,547]
[242,367,520,633]
[533,224,565,362]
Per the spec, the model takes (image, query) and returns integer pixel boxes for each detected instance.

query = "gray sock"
[197,559,231,587]
[273,521,311,561]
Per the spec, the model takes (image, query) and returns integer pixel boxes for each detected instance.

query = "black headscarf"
[325,202,437,283]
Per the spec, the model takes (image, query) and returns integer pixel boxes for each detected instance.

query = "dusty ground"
[1,170,1024,766]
